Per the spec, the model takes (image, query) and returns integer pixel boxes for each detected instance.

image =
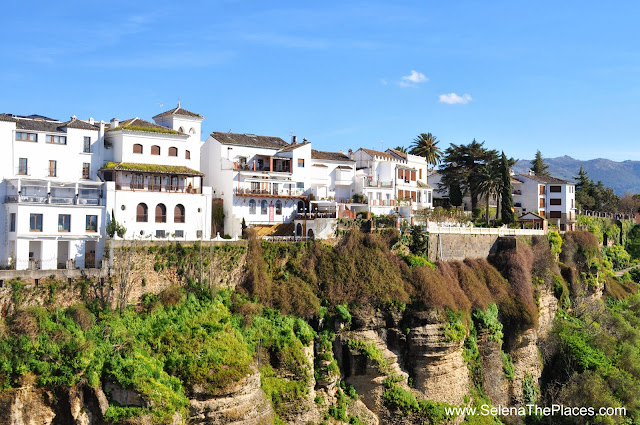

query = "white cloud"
[398,70,428,87]
[439,93,472,104]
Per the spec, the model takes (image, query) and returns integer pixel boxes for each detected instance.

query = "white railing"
[427,225,545,236]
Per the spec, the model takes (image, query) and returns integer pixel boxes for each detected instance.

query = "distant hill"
[512,155,640,195]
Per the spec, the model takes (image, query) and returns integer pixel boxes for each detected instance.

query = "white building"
[201,132,310,237]
[512,173,576,231]
[0,114,106,270]
[352,148,433,219]
[100,106,212,241]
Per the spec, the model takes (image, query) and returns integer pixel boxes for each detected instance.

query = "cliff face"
[190,372,274,425]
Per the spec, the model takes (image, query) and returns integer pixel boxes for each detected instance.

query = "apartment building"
[0,114,106,270]
[512,173,576,231]
[353,148,433,219]
[100,105,212,241]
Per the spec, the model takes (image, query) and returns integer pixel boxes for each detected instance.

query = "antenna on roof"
[379,140,384,151]
[177,99,181,108]
[158,103,164,112]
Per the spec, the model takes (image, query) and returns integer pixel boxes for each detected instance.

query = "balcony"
[234,187,305,197]
[115,182,201,194]
[4,194,100,205]
[365,180,393,188]
[513,190,522,195]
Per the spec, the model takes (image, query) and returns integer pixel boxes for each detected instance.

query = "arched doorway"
[297,200,305,213]
[307,229,315,240]
[296,223,303,236]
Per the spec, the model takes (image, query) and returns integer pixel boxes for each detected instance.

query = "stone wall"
[427,233,500,261]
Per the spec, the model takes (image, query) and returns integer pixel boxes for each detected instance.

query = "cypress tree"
[500,151,515,224]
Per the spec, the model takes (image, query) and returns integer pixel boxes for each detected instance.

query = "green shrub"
[502,352,515,381]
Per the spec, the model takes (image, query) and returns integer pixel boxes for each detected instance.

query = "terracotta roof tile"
[99,162,203,176]
[210,131,288,149]
[311,149,354,161]
[517,174,574,184]
[152,105,203,119]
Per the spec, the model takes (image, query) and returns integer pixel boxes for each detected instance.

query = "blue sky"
[2,1,639,162]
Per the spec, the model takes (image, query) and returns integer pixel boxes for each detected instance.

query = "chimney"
[110,117,119,128]
[303,138,307,143]
[89,117,94,125]
[348,149,353,160]
[70,115,77,120]
[529,169,534,176]
[292,135,297,144]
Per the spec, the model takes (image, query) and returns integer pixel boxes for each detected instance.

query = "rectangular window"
[174,230,184,238]
[398,169,403,179]
[297,158,304,167]
[156,230,166,238]
[550,198,562,205]
[296,182,304,190]
[539,198,545,208]
[196,230,203,238]
[58,214,71,232]
[10,213,16,232]
[539,185,546,195]
[30,214,43,232]
[549,211,562,219]
[83,136,91,153]
[410,171,416,181]
[16,132,37,142]
[549,185,561,193]
[18,158,28,175]
[82,163,90,179]
[49,160,57,177]
[428,191,432,203]
[46,135,67,144]
[419,169,422,180]
[86,215,98,232]
[572,199,575,208]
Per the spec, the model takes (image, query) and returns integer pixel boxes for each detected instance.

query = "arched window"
[185,150,191,159]
[136,203,148,222]
[179,127,184,133]
[133,144,143,154]
[189,128,196,134]
[296,223,303,236]
[151,145,160,155]
[155,203,166,223]
[174,204,185,223]
[169,147,178,157]
[275,200,282,215]
[261,200,267,215]
[249,199,256,214]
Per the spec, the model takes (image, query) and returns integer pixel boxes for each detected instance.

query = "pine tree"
[500,152,515,224]
[530,150,550,176]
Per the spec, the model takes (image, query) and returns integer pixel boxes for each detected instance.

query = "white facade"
[100,107,211,241]
[0,114,106,270]
[353,148,433,219]
[512,173,576,231]
[201,133,309,237]
[0,104,212,271]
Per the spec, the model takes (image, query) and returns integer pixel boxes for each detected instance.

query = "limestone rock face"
[405,311,470,406]
[0,386,56,425]
[189,372,274,425]
[509,329,542,406]
[537,288,559,338]
[477,331,509,407]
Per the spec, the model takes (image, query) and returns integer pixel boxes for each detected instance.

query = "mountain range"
[511,156,640,195]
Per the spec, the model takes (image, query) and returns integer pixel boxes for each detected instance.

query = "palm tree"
[410,133,442,168]
[472,164,501,225]
[393,146,407,153]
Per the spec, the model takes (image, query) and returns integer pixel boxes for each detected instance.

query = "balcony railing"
[115,182,200,194]
[136,214,148,222]
[155,215,167,223]
[365,180,393,188]
[174,215,185,223]
[4,194,100,205]
[295,211,337,219]
[235,188,305,196]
